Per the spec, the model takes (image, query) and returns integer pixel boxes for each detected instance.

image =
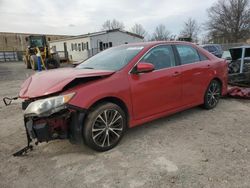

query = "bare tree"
[180,18,200,42]
[130,24,147,38]
[206,0,250,43]
[151,24,171,41]
[102,19,125,30]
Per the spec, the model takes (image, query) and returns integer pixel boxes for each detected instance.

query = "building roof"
[0,31,70,37]
[50,29,144,43]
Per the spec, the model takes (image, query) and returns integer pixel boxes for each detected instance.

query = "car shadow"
[29,106,210,157]
[126,106,204,134]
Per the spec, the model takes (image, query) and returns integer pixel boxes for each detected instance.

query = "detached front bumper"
[22,100,87,145]
[24,110,69,143]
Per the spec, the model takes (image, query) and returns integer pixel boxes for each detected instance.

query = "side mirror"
[134,62,155,74]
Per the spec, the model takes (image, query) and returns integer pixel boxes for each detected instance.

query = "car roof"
[121,41,197,48]
[120,41,216,60]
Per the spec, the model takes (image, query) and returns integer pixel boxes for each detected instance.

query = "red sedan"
[19,41,228,152]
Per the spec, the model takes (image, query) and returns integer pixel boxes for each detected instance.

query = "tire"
[52,54,60,68]
[83,102,126,152]
[30,55,38,70]
[203,80,221,110]
[46,54,60,69]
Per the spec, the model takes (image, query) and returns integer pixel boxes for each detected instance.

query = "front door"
[129,45,182,120]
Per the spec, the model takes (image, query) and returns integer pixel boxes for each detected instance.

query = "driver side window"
[140,45,176,70]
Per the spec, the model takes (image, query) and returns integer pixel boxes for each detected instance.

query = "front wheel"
[203,80,221,109]
[83,103,126,152]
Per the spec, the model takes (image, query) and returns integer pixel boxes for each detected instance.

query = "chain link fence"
[0,51,69,62]
[0,51,24,62]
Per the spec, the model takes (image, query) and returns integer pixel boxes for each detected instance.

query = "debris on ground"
[228,86,250,99]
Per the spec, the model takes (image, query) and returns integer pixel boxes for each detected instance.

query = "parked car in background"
[18,41,228,152]
[201,44,223,58]
[228,46,250,74]
[222,50,232,61]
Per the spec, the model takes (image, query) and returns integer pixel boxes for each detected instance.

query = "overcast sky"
[0,0,217,36]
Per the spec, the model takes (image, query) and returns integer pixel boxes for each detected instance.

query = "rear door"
[129,45,182,120]
[175,45,211,105]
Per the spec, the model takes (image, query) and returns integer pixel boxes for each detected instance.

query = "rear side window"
[140,45,176,70]
[199,52,209,61]
[176,45,200,65]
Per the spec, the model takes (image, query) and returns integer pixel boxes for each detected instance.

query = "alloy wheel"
[92,109,124,148]
[207,81,220,107]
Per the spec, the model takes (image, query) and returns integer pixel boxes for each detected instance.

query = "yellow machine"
[23,35,60,70]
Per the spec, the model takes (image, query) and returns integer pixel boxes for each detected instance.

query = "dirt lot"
[0,62,250,188]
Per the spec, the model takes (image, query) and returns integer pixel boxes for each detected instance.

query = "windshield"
[77,45,144,71]
[30,37,44,48]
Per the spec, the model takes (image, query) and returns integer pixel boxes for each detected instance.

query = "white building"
[49,29,144,62]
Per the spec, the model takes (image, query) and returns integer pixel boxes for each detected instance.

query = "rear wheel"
[203,80,221,109]
[83,103,126,151]
[52,54,60,68]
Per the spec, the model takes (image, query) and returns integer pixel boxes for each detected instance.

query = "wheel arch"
[203,77,223,102]
[202,77,222,109]
[87,96,130,126]
[211,77,223,92]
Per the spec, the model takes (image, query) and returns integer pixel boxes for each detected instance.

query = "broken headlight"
[24,93,75,117]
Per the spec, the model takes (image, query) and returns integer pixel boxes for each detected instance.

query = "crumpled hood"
[19,68,115,99]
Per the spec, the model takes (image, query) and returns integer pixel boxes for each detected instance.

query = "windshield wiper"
[82,67,94,69]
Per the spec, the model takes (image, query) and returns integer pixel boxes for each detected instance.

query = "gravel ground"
[0,62,250,188]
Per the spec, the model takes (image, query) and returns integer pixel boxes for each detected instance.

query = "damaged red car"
[18,41,228,152]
